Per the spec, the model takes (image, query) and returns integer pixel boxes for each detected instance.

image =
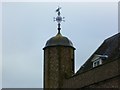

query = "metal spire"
[54,6,65,34]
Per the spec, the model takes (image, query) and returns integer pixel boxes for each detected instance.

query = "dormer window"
[93,59,102,67]
[92,54,108,68]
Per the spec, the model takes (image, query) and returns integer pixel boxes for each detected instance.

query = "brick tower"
[43,7,75,88]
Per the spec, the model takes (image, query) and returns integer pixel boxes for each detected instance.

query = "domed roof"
[44,33,74,48]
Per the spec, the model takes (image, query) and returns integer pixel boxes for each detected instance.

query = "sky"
[0,0,119,89]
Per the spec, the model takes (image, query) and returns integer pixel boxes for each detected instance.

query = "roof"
[44,32,74,49]
[76,33,120,74]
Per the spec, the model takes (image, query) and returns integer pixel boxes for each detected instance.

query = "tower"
[43,7,75,88]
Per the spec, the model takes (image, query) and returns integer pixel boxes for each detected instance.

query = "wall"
[62,58,120,88]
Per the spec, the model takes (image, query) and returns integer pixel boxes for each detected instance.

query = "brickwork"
[62,59,120,88]
[44,46,75,88]
[85,76,120,88]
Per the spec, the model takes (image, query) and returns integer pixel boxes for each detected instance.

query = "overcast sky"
[1,1,118,88]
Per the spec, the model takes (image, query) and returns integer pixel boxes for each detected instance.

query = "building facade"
[43,7,120,89]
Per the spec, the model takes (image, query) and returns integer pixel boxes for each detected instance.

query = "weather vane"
[54,6,65,34]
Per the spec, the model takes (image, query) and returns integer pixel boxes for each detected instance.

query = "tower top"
[54,6,65,34]
[43,7,75,49]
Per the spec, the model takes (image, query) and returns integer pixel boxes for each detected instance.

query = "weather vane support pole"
[54,6,65,34]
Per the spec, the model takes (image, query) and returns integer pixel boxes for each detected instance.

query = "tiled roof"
[76,33,120,74]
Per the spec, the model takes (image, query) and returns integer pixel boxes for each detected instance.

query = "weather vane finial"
[54,6,65,34]
[56,6,61,16]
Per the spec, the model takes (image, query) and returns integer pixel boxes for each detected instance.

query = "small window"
[93,59,102,67]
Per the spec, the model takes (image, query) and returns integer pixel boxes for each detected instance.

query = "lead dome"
[44,33,74,48]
